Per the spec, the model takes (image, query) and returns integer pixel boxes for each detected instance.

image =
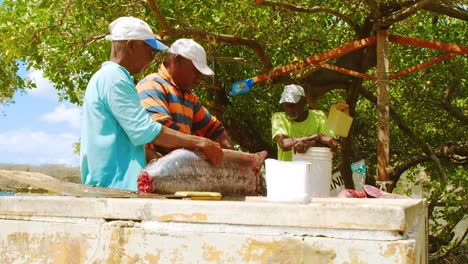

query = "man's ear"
[173,54,183,65]
[174,54,192,66]
[126,40,136,54]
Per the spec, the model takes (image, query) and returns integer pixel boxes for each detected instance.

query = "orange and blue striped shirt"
[137,64,224,140]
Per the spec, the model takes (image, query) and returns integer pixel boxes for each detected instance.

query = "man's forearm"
[215,131,235,149]
[152,126,201,150]
[152,126,223,164]
[276,134,320,150]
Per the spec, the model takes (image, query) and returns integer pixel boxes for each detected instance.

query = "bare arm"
[275,134,321,150]
[151,126,223,165]
[215,131,235,150]
[276,134,338,153]
[293,134,338,153]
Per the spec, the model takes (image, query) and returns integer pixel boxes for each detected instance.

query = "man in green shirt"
[271,84,337,161]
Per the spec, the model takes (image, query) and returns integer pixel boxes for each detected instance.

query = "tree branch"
[424,3,468,22]
[441,81,468,125]
[83,34,107,47]
[358,87,449,187]
[146,0,173,34]
[431,220,468,261]
[380,0,434,26]
[255,0,361,34]
[390,141,467,179]
[146,0,272,69]
[211,56,264,69]
[363,0,381,23]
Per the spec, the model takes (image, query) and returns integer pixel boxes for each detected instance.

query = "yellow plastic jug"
[327,102,353,137]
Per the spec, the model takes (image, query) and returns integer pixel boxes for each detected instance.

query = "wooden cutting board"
[0,170,222,200]
[0,169,157,198]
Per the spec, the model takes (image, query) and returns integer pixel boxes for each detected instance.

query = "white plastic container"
[264,159,311,203]
[293,147,333,197]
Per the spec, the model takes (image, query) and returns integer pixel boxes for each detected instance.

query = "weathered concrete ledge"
[0,196,422,230]
[0,195,428,263]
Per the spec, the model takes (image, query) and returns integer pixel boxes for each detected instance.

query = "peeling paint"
[405,246,416,264]
[0,197,427,263]
[303,243,336,264]
[3,231,89,264]
[238,238,303,263]
[55,236,83,264]
[380,242,399,257]
[144,252,161,263]
[202,243,223,262]
[169,243,187,263]
[379,242,416,263]
[157,213,208,222]
[347,248,367,264]
[107,229,123,264]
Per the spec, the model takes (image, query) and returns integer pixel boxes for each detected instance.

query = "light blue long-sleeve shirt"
[80,61,162,191]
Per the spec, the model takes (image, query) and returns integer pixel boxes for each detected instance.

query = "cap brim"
[145,39,168,51]
[193,61,214,76]
[279,94,301,104]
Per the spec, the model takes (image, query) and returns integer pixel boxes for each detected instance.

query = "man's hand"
[198,139,223,165]
[291,134,339,153]
[152,126,223,164]
[215,131,235,150]
[292,140,317,154]
[318,135,338,152]
[276,133,338,153]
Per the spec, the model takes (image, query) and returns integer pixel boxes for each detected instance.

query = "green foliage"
[0,1,467,260]
[394,163,467,263]
[0,0,143,104]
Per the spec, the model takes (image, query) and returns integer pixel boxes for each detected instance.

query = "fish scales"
[138,149,268,196]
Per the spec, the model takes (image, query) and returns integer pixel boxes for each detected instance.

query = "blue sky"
[0,0,80,167]
[0,67,81,167]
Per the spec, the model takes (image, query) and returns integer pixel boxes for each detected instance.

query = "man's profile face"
[172,56,203,92]
[131,40,157,74]
[282,98,306,121]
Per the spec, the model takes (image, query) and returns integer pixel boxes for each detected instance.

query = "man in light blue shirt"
[81,17,223,191]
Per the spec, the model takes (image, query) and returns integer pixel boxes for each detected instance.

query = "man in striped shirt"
[81,18,223,191]
[137,38,233,160]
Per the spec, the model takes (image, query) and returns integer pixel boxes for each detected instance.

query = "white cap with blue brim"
[105,16,168,51]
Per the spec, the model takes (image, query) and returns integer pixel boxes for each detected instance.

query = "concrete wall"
[0,196,428,263]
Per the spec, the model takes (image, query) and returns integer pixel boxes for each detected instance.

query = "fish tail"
[137,171,155,193]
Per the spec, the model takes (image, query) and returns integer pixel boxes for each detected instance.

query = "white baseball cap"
[168,38,214,76]
[279,84,305,104]
[105,16,168,51]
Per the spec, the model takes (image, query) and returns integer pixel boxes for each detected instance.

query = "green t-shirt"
[271,110,335,161]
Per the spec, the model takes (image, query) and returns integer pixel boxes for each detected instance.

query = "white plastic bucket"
[293,147,333,197]
[265,159,311,203]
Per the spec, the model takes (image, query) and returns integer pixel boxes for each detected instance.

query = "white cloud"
[0,129,80,167]
[41,103,81,130]
[25,69,58,100]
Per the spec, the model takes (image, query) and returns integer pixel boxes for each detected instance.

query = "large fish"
[138,149,268,196]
